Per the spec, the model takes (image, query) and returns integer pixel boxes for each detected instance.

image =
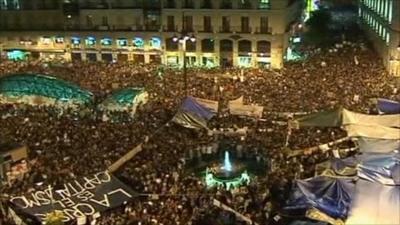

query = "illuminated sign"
[101,37,112,46]
[71,37,81,45]
[85,37,96,46]
[117,38,128,47]
[7,50,27,61]
[150,37,161,49]
[133,37,144,48]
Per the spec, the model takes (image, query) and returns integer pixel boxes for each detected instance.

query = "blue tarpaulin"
[357,152,400,185]
[286,176,355,219]
[377,98,400,114]
[172,97,216,129]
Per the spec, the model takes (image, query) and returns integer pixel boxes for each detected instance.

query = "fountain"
[205,150,250,190]
[221,151,232,172]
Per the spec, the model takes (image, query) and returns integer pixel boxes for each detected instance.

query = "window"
[183,15,193,32]
[259,0,270,9]
[388,0,392,23]
[241,17,250,33]
[222,16,230,32]
[101,37,112,46]
[183,0,193,8]
[201,39,214,52]
[239,0,252,9]
[102,16,108,26]
[165,0,175,8]
[86,15,93,27]
[133,37,144,48]
[150,37,161,49]
[202,0,212,8]
[117,38,128,47]
[220,0,231,9]
[85,37,96,47]
[167,16,175,31]
[203,16,212,32]
[260,16,269,33]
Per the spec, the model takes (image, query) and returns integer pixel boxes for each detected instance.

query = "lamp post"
[172,34,196,96]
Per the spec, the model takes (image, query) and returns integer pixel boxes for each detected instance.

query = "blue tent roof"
[286,176,355,219]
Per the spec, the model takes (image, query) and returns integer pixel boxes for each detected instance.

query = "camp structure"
[97,87,149,119]
[0,73,94,108]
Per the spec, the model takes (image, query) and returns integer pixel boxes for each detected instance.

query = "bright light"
[67,15,72,19]
[190,36,196,42]
[172,36,179,42]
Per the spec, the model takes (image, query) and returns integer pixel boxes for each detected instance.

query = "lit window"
[101,37,112,46]
[259,0,269,9]
[117,38,128,47]
[41,37,52,45]
[71,37,81,45]
[133,37,144,48]
[150,37,161,49]
[55,37,64,44]
[386,32,390,44]
[388,0,393,23]
[85,36,96,46]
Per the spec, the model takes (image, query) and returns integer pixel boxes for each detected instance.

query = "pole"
[183,40,187,96]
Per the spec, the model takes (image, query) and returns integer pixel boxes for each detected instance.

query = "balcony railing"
[238,26,252,33]
[163,25,178,32]
[194,25,213,33]
[145,24,161,31]
[219,26,231,33]
[255,27,272,34]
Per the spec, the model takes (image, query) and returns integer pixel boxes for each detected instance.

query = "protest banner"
[10,171,135,223]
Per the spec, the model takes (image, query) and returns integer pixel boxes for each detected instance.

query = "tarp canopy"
[0,73,93,106]
[295,108,400,128]
[377,98,400,114]
[295,108,343,127]
[172,97,216,130]
[344,124,400,140]
[357,152,400,185]
[315,158,358,177]
[98,88,148,113]
[342,108,400,128]
[285,176,355,219]
[356,137,400,153]
[345,179,400,225]
[228,96,264,118]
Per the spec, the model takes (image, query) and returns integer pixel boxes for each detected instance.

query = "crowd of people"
[0,39,399,225]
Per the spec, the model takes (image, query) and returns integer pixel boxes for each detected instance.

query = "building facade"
[358,0,400,76]
[0,0,303,69]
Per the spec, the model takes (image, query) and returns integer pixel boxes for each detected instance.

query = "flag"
[172,97,216,129]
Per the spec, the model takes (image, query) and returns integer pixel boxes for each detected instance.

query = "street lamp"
[172,34,196,96]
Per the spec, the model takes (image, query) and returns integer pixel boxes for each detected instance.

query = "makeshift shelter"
[172,96,216,130]
[285,176,355,220]
[356,137,400,153]
[356,152,400,186]
[97,88,148,118]
[0,73,93,108]
[295,108,400,128]
[377,98,400,114]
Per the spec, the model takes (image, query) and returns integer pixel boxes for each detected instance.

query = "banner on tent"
[10,171,135,223]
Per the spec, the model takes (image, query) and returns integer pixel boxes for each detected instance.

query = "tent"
[97,87,148,117]
[295,108,400,128]
[0,73,93,107]
[285,176,355,220]
[356,137,400,153]
[172,96,216,130]
[377,98,400,114]
[356,152,400,185]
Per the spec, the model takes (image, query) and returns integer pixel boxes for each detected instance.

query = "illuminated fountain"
[205,151,250,190]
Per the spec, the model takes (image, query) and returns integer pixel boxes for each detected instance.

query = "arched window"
[257,41,271,55]
[201,39,214,52]
[238,40,251,53]
[220,39,233,52]
[165,37,178,51]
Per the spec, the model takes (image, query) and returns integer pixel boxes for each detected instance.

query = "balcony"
[256,27,272,34]
[239,27,252,33]
[145,24,161,31]
[219,26,231,33]
[194,25,213,33]
[163,25,178,32]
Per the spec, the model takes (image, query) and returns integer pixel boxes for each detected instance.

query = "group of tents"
[284,100,400,225]
[0,73,149,119]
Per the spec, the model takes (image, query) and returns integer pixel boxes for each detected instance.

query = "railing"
[163,25,178,32]
[255,27,272,34]
[145,24,161,31]
[195,25,213,33]
[219,26,231,33]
